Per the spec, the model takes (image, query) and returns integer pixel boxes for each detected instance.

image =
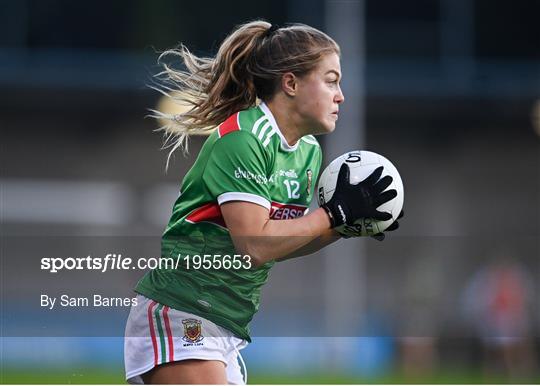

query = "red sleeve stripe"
[218,112,240,137]
[186,202,227,228]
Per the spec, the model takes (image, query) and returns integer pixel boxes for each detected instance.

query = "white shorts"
[124,295,248,384]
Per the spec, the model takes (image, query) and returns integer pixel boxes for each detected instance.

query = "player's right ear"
[281,72,298,97]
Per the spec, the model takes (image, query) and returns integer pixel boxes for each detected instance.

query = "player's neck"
[265,98,303,146]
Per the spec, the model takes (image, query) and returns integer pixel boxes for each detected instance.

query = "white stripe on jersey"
[257,121,271,140]
[262,127,277,147]
[251,115,277,147]
[236,112,242,131]
[251,116,267,136]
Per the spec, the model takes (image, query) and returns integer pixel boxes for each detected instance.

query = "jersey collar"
[259,102,300,152]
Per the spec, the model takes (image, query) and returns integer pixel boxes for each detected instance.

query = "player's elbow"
[243,248,268,269]
[229,225,279,267]
[233,242,269,269]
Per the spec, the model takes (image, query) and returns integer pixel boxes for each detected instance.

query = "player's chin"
[311,119,336,135]
[322,120,337,134]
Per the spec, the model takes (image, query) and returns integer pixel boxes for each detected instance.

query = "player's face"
[295,52,345,134]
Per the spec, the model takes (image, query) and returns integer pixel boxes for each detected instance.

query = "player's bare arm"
[221,201,334,266]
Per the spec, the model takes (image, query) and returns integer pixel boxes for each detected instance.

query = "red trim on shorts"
[163,306,175,362]
[147,300,159,366]
[218,112,240,137]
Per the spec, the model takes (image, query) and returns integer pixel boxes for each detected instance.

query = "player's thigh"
[142,359,227,384]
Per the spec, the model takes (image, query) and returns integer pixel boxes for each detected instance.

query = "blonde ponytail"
[150,20,339,164]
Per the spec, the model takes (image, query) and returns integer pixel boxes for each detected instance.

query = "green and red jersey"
[136,103,322,341]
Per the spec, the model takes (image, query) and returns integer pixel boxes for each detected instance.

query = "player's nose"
[335,86,345,104]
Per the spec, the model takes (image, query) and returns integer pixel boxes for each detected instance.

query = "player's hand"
[336,210,403,239]
[335,223,364,239]
[371,209,404,241]
[321,163,397,228]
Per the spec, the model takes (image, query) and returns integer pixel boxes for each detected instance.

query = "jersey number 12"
[283,179,300,199]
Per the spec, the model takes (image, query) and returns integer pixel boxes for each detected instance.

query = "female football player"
[125,20,400,384]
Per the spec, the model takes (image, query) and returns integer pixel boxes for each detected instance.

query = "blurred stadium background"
[1,0,539,383]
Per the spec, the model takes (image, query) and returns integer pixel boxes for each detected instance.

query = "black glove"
[322,163,397,227]
[371,209,404,241]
